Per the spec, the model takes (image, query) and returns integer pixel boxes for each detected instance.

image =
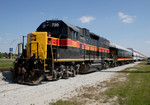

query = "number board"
[51,23,59,27]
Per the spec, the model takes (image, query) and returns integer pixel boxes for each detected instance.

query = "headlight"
[34,60,38,64]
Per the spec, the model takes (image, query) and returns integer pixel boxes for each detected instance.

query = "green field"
[51,61,150,105]
[105,61,150,105]
[0,59,13,69]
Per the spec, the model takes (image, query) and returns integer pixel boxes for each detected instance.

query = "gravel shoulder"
[0,62,140,105]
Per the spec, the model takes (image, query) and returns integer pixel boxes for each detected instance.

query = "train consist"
[12,20,146,84]
[127,48,146,61]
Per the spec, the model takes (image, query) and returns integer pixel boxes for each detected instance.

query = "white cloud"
[118,12,136,23]
[5,33,10,36]
[40,12,45,15]
[79,16,95,23]
[3,41,9,44]
[7,38,11,41]
[118,12,128,19]
[0,37,2,40]
[145,41,150,44]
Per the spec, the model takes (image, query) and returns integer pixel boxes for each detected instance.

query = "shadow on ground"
[2,71,14,83]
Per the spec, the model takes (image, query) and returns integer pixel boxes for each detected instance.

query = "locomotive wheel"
[70,66,76,77]
[63,72,69,79]
[62,69,69,79]
[103,62,109,69]
[75,64,80,74]
[98,64,103,70]
[105,62,109,69]
[52,70,58,81]
[72,69,76,77]
[57,71,63,80]
[102,62,106,69]
[109,62,114,68]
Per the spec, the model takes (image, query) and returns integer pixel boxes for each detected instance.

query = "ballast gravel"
[0,62,140,105]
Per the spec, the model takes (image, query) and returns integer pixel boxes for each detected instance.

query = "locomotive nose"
[27,32,47,59]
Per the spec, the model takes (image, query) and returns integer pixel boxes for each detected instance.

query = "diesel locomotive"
[12,20,134,84]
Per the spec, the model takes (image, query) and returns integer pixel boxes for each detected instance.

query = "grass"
[50,100,80,105]
[51,61,150,105]
[0,59,13,69]
[105,61,150,105]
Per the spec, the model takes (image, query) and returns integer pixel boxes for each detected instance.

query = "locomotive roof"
[44,20,80,32]
[90,32,109,42]
[90,32,99,40]
[110,43,132,52]
[63,21,80,32]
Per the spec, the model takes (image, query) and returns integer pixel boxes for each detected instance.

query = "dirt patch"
[54,67,130,105]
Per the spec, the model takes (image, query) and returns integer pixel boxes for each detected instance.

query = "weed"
[0,59,13,69]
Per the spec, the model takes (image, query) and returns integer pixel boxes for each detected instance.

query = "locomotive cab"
[36,20,79,39]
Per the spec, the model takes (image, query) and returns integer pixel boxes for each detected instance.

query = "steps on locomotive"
[44,69,53,80]
[43,59,53,80]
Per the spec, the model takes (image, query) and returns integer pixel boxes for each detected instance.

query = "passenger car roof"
[110,43,132,52]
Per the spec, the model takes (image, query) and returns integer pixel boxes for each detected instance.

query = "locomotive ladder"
[45,39,55,79]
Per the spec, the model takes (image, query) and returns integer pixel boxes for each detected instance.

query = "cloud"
[145,41,150,44]
[79,16,95,23]
[0,37,2,40]
[5,33,10,36]
[3,41,9,44]
[40,12,45,15]
[118,12,136,23]
[7,38,11,41]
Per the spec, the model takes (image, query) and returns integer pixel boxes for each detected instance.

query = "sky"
[0,0,150,57]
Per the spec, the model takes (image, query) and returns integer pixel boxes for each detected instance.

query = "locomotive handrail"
[50,40,54,69]
[30,42,45,59]
[38,43,45,58]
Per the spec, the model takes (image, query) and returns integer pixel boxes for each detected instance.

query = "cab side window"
[72,31,78,40]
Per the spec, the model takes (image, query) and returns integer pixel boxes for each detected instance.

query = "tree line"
[0,52,11,58]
